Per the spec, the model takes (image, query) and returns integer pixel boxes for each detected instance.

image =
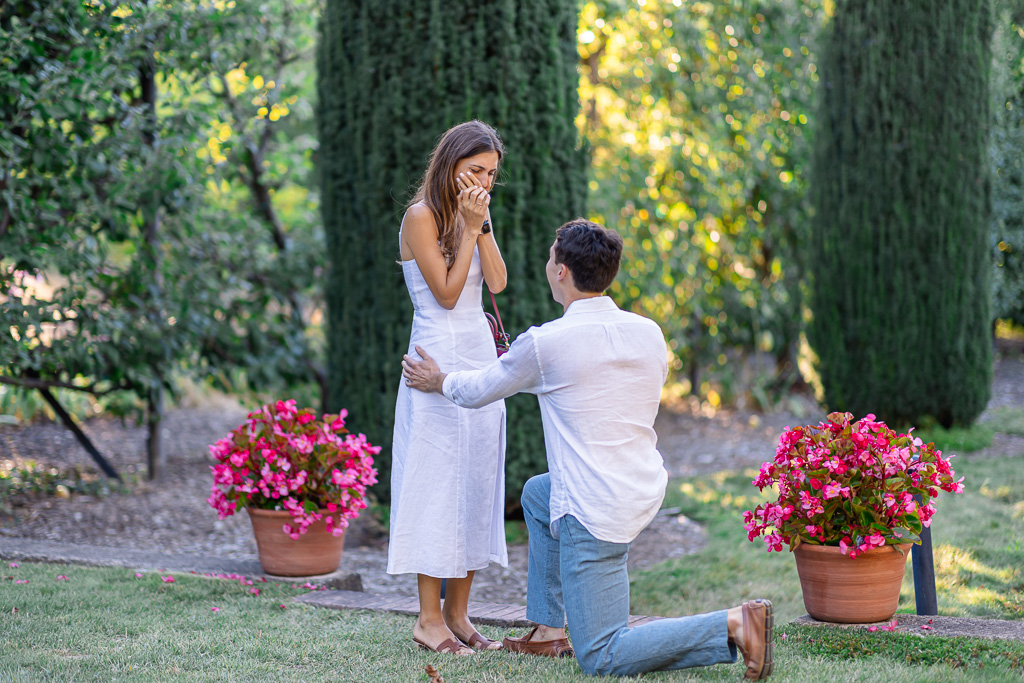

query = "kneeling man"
[402,218,773,680]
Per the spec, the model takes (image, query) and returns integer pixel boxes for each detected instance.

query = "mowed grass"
[2,562,1023,682]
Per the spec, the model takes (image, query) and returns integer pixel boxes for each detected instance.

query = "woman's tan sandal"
[413,636,475,655]
[461,631,504,651]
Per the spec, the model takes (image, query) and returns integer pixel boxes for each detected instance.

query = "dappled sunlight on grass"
[923,454,1024,618]
[937,544,1017,584]
[675,469,773,513]
[979,483,1023,504]
[933,544,1024,617]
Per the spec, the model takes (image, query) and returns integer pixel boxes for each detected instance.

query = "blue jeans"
[521,474,736,677]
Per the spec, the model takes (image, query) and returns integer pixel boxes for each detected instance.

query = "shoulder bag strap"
[487,286,506,337]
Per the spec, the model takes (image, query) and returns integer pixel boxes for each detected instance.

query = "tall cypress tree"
[318,1,585,506]
[808,0,993,427]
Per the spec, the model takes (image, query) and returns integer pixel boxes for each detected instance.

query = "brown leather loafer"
[736,599,774,680]
[502,626,575,658]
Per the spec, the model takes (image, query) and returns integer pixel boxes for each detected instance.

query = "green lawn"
[1,425,1022,680]
[2,562,1023,682]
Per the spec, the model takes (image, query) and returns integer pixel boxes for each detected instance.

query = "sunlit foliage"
[578,0,825,407]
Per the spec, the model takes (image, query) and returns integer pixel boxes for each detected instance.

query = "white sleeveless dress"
[387,237,508,577]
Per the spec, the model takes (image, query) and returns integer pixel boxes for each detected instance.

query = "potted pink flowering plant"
[743,411,964,623]
[207,399,379,576]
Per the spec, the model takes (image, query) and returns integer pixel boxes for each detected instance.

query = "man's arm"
[402,333,544,408]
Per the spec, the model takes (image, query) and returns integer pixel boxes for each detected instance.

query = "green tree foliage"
[991,2,1024,326]
[578,0,824,408]
[808,0,994,427]
[0,1,324,453]
[318,1,586,506]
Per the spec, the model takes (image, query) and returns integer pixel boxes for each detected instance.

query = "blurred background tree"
[318,0,586,507]
[0,0,323,478]
[807,0,994,427]
[992,0,1024,328]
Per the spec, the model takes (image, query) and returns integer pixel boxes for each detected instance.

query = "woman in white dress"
[389,120,508,655]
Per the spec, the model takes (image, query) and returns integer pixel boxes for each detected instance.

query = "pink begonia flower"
[882,620,897,632]
[135,573,143,578]
[867,626,878,632]
[839,537,853,555]
[161,575,175,583]
[8,563,18,568]
[824,481,851,500]
[275,399,298,417]
[211,607,220,612]
[779,633,787,640]
[249,587,260,596]
[279,604,287,609]
[56,575,69,581]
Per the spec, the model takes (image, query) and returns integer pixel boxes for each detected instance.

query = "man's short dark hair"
[554,219,623,294]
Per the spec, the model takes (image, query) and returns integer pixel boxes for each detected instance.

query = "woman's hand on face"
[456,173,489,234]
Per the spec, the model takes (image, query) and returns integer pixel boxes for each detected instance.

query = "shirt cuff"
[441,372,457,401]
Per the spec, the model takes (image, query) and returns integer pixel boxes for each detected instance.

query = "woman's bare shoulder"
[403,202,437,236]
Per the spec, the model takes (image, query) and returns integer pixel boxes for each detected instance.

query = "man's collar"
[564,295,618,315]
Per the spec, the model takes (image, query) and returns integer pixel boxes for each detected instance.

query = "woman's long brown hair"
[409,120,504,268]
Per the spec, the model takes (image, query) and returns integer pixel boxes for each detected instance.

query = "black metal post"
[912,524,938,615]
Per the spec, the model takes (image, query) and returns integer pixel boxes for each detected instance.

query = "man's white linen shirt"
[441,296,669,544]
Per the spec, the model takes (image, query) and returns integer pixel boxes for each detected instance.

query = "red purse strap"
[487,287,506,336]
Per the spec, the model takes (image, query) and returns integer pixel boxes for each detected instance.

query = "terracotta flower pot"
[246,507,346,577]
[793,542,912,623]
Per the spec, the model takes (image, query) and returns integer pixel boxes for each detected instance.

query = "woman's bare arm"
[401,203,483,310]
[476,208,507,293]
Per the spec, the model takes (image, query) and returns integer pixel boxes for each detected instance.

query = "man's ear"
[557,264,569,282]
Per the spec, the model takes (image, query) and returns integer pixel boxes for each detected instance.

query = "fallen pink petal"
[921,625,933,630]
[161,575,175,583]
[211,607,220,612]
[249,587,260,596]
[56,575,69,581]
[867,626,878,632]
[8,563,18,569]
